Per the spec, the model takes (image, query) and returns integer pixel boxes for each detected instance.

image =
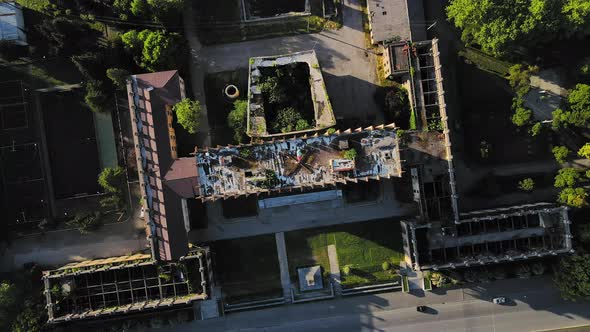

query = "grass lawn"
[285,218,404,288]
[211,234,283,303]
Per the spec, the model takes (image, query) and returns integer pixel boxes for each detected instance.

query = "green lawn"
[285,218,404,288]
[211,235,283,303]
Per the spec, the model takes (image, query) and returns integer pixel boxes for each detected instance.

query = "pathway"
[327,244,342,296]
[275,232,292,302]
[183,2,211,147]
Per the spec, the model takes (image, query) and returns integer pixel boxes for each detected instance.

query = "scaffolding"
[43,249,210,323]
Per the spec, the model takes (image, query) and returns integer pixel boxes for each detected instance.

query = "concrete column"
[275,232,292,302]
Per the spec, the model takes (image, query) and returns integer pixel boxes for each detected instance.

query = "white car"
[492,296,507,304]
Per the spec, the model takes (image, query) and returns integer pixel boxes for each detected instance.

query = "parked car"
[416,305,427,312]
[492,296,507,304]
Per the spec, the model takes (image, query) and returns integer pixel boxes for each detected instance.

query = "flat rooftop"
[195,126,402,200]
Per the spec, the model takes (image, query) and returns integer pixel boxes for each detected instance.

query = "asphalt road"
[164,277,590,332]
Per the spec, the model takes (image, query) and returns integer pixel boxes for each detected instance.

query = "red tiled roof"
[164,158,199,198]
[135,70,179,89]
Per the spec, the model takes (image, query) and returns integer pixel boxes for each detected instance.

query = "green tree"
[131,0,149,16]
[554,168,581,188]
[554,254,590,301]
[121,29,181,71]
[0,281,16,331]
[174,98,201,134]
[98,166,126,194]
[512,105,533,126]
[384,84,410,120]
[558,187,588,208]
[228,99,247,143]
[446,0,565,56]
[579,143,590,159]
[84,80,109,113]
[552,84,590,129]
[552,145,570,163]
[11,304,44,332]
[508,64,536,97]
[530,122,543,136]
[106,68,130,90]
[518,178,535,192]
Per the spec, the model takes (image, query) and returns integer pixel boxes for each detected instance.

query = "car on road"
[416,306,427,312]
[492,296,507,304]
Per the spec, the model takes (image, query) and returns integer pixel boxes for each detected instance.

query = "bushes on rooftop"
[272,107,303,133]
[342,148,357,161]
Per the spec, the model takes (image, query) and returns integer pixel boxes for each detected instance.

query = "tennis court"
[40,89,101,199]
[0,80,49,226]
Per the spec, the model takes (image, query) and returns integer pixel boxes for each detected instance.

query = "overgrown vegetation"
[258,64,314,134]
[228,99,248,142]
[174,98,202,134]
[98,166,126,209]
[447,0,590,57]
[0,267,46,332]
[518,178,535,192]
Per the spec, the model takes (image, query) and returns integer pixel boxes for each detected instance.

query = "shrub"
[106,68,130,90]
[518,178,535,192]
[326,128,336,135]
[228,99,247,143]
[530,122,542,136]
[342,149,357,160]
[430,272,450,288]
[84,80,109,113]
[66,212,102,234]
[552,146,570,163]
[262,169,279,189]
[342,265,351,276]
[384,84,410,120]
[295,119,311,131]
[174,98,201,134]
[98,166,126,194]
[272,107,302,133]
[511,104,533,127]
[381,261,391,271]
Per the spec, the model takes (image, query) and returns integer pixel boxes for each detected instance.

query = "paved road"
[163,276,590,332]
[193,0,382,125]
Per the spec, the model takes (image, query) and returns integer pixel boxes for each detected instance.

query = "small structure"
[247,50,335,137]
[366,0,426,45]
[0,2,27,45]
[382,42,410,79]
[297,265,323,291]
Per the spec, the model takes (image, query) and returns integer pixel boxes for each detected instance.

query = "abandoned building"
[401,204,573,271]
[43,248,212,323]
[247,50,336,137]
[195,126,403,200]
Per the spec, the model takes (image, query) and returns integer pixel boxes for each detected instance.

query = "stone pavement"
[328,244,342,295]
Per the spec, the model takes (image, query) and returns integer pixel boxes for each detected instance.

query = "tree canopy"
[554,254,590,301]
[579,143,590,159]
[552,146,570,163]
[98,166,126,194]
[446,0,590,56]
[554,168,581,188]
[558,187,588,207]
[174,98,201,134]
[121,29,183,71]
[518,178,535,191]
[552,84,590,129]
